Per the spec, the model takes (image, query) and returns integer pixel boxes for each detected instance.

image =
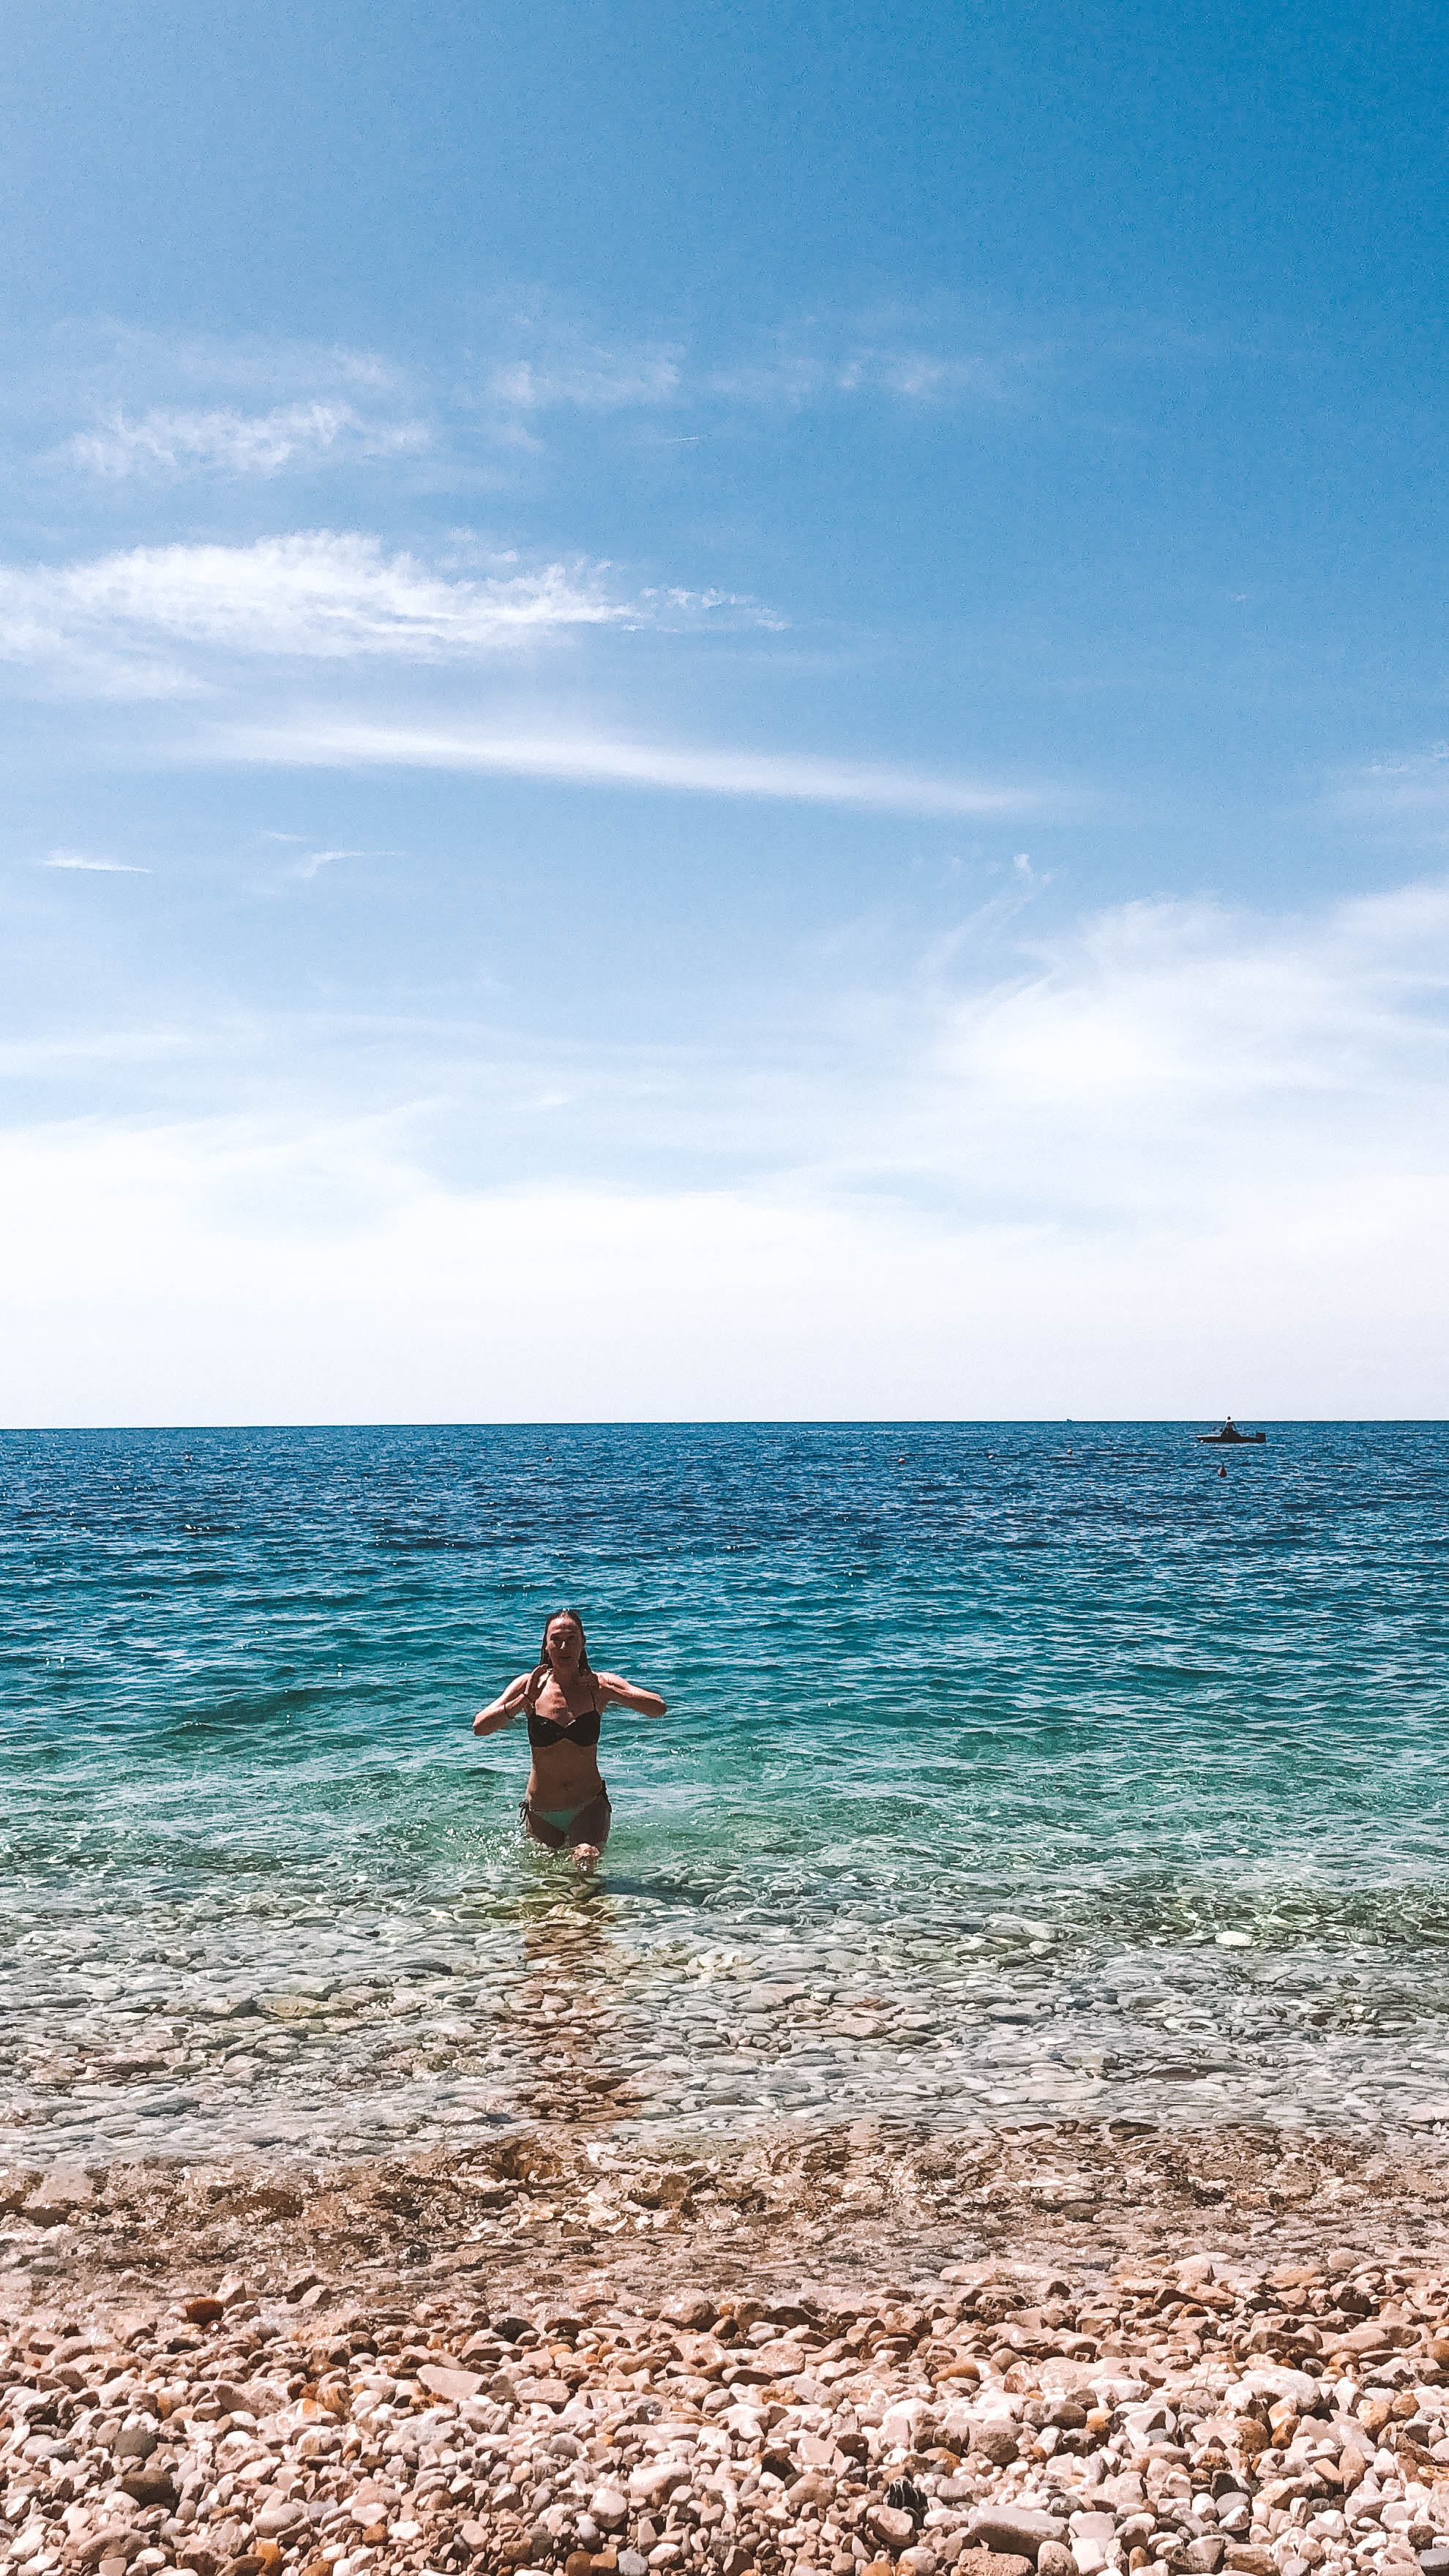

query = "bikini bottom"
[520,1783,611,1852]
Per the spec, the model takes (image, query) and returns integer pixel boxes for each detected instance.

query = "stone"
[120,2468,178,2509]
[871,2506,920,2549]
[954,2555,1036,2576]
[457,2526,488,2554]
[254,2502,303,2538]
[1224,2553,1274,2576]
[967,2513,1068,2564]
[1038,2551,1074,2576]
[418,2362,484,2403]
[182,2298,225,2326]
[618,2556,649,2576]
[789,2471,835,2506]
[970,2425,1021,2468]
[591,2487,629,2531]
[115,2424,160,2460]
[1184,2546,1226,2573]
[884,2398,941,2449]
[940,2405,981,2447]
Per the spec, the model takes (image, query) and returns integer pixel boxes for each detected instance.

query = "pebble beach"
[3,2120,1449,2576]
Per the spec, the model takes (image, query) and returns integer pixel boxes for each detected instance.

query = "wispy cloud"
[487,348,683,413]
[218,716,1044,817]
[707,336,1025,411]
[0,533,636,693]
[291,847,380,881]
[40,849,151,873]
[473,301,1043,430]
[64,401,430,479]
[1332,741,1449,831]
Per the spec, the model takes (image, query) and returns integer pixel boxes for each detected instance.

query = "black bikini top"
[527,1682,602,1749]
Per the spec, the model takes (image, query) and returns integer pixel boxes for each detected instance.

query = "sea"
[2,1422,1447,2173]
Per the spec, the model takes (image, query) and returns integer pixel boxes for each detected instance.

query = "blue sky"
[2,0,1447,1420]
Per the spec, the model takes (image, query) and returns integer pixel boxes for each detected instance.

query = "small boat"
[1197,1416,1266,1445]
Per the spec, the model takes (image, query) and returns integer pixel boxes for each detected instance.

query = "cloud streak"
[40,850,151,873]
[217,715,1043,817]
[64,401,430,479]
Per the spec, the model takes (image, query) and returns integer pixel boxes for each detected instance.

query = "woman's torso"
[525,1673,604,1803]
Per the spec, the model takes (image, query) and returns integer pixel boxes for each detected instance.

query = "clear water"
[2,1422,1448,2168]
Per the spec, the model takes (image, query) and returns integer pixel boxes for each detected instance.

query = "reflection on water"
[1,1421,1448,2163]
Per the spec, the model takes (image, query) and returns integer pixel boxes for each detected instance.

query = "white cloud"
[487,348,682,412]
[40,849,150,873]
[291,847,377,881]
[64,401,430,479]
[220,715,1042,817]
[0,532,632,689]
[689,307,1047,416]
[877,879,1449,1232]
[477,309,1034,424]
[1,877,1445,1423]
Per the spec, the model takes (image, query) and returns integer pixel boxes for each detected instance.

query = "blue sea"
[2,1422,1447,2170]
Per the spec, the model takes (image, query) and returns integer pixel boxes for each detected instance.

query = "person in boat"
[473,1607,667,1873]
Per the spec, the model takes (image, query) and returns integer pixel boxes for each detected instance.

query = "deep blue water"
[1,1421,1447,2165]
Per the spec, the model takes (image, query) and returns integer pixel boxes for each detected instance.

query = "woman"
[473,1607,667,1872]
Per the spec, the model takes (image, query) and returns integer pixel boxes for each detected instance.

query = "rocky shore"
[3,2122,1448,2576]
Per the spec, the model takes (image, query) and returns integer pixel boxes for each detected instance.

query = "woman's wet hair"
[529,1606,593,1702]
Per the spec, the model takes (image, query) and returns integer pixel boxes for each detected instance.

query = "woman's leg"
[564,1787,611,1873]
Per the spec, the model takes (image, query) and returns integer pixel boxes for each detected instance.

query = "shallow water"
[1,1421,1448,2167]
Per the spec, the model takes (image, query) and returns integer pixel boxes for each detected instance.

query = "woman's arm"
[473,1673,532,1737]
[598,1670,667,1717]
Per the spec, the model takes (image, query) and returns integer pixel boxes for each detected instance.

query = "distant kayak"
[1197,1417,1267,1445]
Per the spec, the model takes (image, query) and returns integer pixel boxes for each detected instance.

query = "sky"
[1,0,1447,1422]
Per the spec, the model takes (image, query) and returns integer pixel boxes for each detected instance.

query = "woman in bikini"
[473,1607,667,1873]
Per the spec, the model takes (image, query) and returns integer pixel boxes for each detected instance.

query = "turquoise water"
[2,1421,1448,2166]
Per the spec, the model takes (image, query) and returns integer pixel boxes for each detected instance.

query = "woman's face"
[545,1616,584,1672]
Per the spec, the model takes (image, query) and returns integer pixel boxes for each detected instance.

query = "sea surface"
[2,1422,1448,2174]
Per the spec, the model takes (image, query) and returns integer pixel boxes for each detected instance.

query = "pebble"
[0,2227,1447,2576]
